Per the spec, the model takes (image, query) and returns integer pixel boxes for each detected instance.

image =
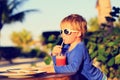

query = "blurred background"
[0,0,120,79]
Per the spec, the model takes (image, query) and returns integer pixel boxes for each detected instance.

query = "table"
[0,72,75,80]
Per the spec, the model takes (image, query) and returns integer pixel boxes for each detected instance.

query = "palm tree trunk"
[0,21,2,39]
[0,22,3,30]
[0,22,2,39]
[0,1,3,31]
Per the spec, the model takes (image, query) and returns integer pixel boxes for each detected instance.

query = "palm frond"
[8,12,25,23]
[8,0,28,14]
[21,9,39,13]
[6,9,39,23]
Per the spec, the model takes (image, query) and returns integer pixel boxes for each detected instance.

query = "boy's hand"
[51,45,62,56]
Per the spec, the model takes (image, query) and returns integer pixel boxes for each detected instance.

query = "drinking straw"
[61,41,64,47]
[59,41,63,56]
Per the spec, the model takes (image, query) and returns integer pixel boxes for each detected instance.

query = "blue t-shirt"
[52,42,103,80]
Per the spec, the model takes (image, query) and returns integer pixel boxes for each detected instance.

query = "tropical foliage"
[0,0,37,31]
[86,6,120,79]
[85,27,120,79]
[10,29,34,52]
[114,16,120,28]
[88,17,100,32]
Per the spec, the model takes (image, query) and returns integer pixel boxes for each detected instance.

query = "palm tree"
[0,0,38,31]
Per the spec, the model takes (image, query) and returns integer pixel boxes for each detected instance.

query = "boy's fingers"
[52,45,62,56]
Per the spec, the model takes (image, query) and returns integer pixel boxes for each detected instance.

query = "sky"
[0,0,120,46]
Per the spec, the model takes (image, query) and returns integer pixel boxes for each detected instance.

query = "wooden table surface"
[0,72,75,80]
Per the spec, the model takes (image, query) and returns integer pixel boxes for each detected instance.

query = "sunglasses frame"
[60,29,79,35]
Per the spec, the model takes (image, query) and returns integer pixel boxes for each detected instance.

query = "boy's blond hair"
[60,14,87,40]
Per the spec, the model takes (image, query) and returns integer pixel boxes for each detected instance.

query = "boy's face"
[60,25,80,44]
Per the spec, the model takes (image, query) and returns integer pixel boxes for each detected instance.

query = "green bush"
[85,27,120,78]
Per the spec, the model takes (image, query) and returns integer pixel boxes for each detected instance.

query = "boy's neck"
[68,39,82,51]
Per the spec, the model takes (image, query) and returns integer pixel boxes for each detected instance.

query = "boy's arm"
[52,47,84,73]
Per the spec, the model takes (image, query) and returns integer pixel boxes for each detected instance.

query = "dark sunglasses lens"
[64,29,70,34]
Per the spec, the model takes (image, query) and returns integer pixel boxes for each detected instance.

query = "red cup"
[56,55,66,66]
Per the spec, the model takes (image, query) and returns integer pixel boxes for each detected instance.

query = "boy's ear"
[77,32,82,37]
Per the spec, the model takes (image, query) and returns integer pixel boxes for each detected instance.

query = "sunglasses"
[60,29,79,35]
